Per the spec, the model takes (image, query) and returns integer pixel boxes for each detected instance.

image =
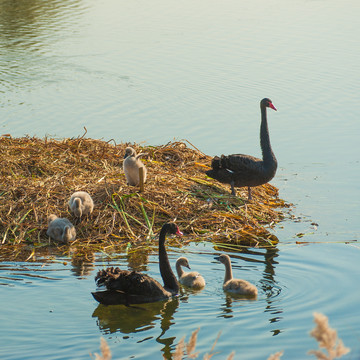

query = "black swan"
[123,147,147,186]
[92,222,182,305]
[69,191,94,218]
[206,98,277,199]
[46,214,76,243]
[175,257,206,289]
[215,254,257,297]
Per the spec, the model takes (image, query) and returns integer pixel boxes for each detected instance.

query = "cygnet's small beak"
[214,256,220,261]
[186,264,191,270]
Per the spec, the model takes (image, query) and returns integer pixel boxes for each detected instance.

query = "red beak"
[176,229,183,237]
[269,102,277,111]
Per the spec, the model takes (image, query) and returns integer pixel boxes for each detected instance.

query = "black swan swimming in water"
[92,222,183,305]
[206,98,277,200]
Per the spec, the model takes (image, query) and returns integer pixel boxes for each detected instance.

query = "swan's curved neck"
[224,259,233,284]
[175,261,184,278]
[159,228,179,293]
[260,105,276,165]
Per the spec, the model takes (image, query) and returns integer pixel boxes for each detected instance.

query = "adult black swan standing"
[92,222,183,305]
[206,98,277,200]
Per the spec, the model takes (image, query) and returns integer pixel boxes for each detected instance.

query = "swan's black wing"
[94,267,169,302]
[220,154,262,173]
[207,154,267,187]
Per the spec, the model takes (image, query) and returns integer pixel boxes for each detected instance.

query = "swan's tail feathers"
[95,267,122,287]
[206,156,222,178]
[207,155,230,171]
[210,156,222,170]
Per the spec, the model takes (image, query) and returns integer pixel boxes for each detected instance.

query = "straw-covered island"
[0,134,289,259]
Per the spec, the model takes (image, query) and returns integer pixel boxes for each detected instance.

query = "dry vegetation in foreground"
[92,313,350,360]
[0,134,288,260]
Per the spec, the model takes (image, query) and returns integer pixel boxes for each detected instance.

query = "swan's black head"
[124,147,136,159]
[162,222,183,237]
[260,98,277,111]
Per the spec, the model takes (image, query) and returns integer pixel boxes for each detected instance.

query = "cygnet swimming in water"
[46,214,76,243]
[215,254,257,297]
[123,147,147,186]
[176,257,206,290]
[69,191,94,218]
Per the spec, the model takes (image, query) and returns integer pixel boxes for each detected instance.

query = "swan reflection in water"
[92,297,179,359]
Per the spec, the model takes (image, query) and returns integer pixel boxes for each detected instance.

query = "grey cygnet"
[69,191,94,218]
[46,214,76,243]
[123,147,147,186]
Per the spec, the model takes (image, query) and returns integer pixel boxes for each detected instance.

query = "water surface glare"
[1,242,359,359]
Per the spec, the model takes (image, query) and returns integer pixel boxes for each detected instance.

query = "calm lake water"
[0,0,359,359]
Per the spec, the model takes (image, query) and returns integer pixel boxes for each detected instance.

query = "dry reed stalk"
[308,313,350,360]
[267,351,284,360]
[184,328,200,359]
[172,337,185,360]
[93,337,111,360]
[171,328,234,360]
[0,136,288,260]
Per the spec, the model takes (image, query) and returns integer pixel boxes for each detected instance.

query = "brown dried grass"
[0,134,287,259]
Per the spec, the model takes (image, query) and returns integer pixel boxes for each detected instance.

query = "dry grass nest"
[0,134,289,259]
